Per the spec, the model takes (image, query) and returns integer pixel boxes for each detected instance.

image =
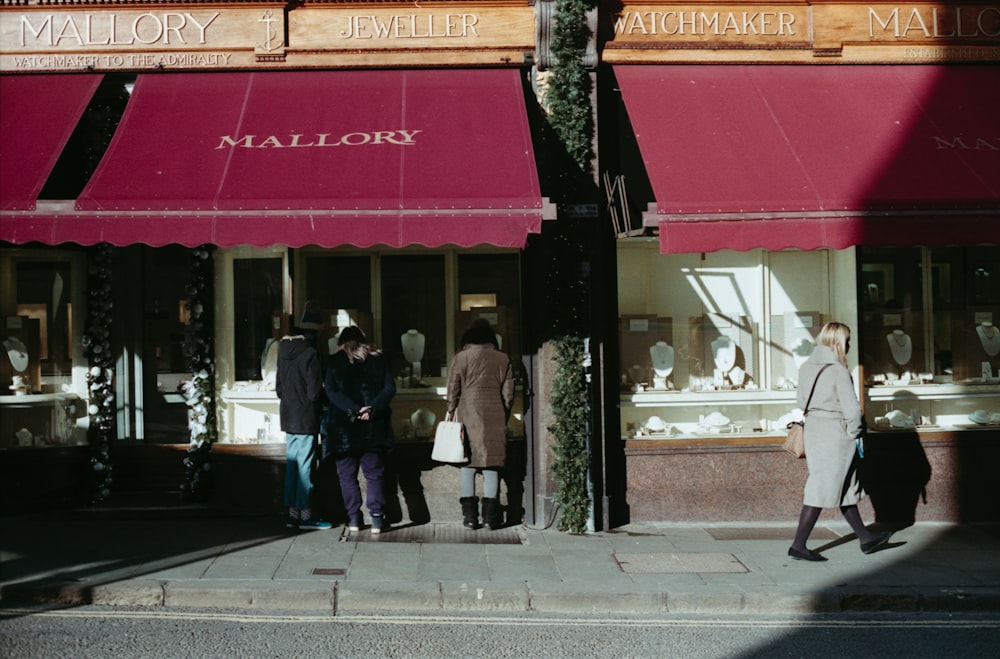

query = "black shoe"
[788,546,828,562]
[861,531,893,554]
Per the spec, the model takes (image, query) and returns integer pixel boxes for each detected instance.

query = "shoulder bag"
[431,412,468,464]
[783,364,832,458]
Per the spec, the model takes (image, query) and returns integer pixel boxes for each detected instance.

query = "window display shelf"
[0,392,85,447]
[865,382,1000,432]
[621,390,799,440]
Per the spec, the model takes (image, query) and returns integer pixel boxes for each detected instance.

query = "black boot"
[460,496,479,530]
[482,497,503,530]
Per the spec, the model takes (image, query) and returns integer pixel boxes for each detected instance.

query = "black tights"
[791,504,875,550]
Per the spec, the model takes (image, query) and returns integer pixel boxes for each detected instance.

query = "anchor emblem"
[257,10,283,53]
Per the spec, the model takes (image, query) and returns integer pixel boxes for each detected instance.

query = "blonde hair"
[818,321,851,366]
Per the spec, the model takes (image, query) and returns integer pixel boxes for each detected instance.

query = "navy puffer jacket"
[323,348,396,454]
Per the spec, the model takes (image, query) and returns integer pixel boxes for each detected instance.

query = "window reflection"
[233,258,283,381]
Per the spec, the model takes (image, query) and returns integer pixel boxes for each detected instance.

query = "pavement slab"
[2,511,998,615]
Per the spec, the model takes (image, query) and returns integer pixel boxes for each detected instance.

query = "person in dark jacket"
[275,305,331,531]
[324,326,396,534]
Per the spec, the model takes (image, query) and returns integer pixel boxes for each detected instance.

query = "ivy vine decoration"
[550,334,591,533]
[545,0,596,174]
[83,243,115,503]
[180,245,216,502]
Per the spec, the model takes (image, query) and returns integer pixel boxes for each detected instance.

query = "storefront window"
[1,249,87,448]
[458,254,522,368]
[861,246,1000,383]
[860,245,1000,431]
[381,255,446,380]
[617,242,851,440]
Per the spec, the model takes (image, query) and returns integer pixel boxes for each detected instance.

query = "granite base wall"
[624,431,1000,524]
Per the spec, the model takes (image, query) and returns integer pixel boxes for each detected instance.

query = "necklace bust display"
[977,322,1000,357]
[649,341,674,390]
[886,329,912,365]
[401,329,425,363]
[711,335,736,373]
[649,341,674,377]
[3,337,29,373]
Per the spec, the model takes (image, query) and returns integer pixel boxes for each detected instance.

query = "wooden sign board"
[0,3,536,72]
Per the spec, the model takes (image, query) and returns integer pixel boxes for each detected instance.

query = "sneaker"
[285,516,299,529]
[370,513,385,535]
[298,518,333,530]
[347,515,362,533]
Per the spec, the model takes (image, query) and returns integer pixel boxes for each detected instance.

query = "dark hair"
[337,326,366,345]
[461,319,498,348]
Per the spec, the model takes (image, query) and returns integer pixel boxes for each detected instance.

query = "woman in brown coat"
[446,320,515,530]
[788,321,892,561]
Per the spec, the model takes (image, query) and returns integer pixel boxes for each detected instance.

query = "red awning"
[615,65,1000,253]
[0,74,102,211]
[2,70,548,248]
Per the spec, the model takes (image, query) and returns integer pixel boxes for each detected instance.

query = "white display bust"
[649,341,674,376]
[886,329,912,365]
[649,341,674,390]
[977,322,1000,357]
[410,407,436,437]
[711,336,736,373]
[401,329,425,363]
[3,337,29,373]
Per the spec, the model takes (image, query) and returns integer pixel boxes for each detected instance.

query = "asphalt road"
[2,606,999,658]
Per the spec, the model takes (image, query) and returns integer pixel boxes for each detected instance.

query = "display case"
[865,382,1000,432]
[621,389,797,440]
[616,241,852,443]
[0,392,86,447]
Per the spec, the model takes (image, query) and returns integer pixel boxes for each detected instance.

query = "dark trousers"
[335,450,385,518]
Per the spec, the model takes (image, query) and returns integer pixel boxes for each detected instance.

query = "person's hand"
[357,406,373,421]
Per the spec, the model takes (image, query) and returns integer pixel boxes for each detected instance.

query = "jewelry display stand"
[618,315,673,391]
[1,316,41,394]
[768,311,823,386]
[950,312,1000,382]
[862,311,924,381]
[687,313,753,390]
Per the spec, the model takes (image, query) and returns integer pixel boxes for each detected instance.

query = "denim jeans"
[284,434,317,511]
[335,450,385,518]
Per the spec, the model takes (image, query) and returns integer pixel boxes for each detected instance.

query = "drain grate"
[705,527,840,541]
[347,523,525,545]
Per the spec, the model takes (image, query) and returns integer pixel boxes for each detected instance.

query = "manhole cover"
[347,523,525,545]
[615,552,749,574]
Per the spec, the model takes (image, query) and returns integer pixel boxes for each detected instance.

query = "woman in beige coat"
[789,321,892,561]
[447,320,515,530]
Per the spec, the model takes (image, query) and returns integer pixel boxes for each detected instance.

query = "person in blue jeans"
[323,326,396,534]
[275,305,332,530]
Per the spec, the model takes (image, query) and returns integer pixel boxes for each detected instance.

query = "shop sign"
[604,2,1000,63]
[0,4,535,72]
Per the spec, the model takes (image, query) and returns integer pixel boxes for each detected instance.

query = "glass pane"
[142,246,191,442]
[859,247,926,379]
[15,261,72,380]
[233,258,283,381]
[381,255,446,380]
[457,253,521,365]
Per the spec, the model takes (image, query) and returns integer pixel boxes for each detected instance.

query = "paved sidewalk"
[2,509,999,615]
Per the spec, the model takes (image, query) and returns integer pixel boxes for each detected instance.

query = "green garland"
[550,335,591,532]
[84,243,115,503]
[180,245,216,501]
[546,0,596,174]
[544,0,596,532]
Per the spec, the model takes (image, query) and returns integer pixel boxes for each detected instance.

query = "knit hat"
[337,326,366,345]
[298,301,323,332]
